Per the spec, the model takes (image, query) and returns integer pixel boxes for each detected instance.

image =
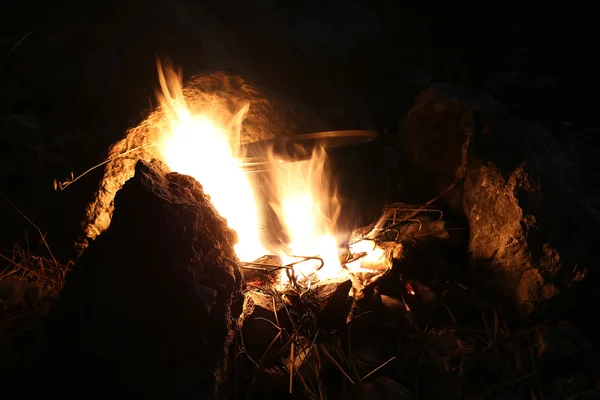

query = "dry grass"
[0,197,71,343]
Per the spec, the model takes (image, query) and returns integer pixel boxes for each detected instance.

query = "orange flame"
[154,61,386,283]
[268,145,342,281]
[155,61,265,261]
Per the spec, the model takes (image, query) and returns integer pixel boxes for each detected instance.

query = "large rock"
[309,278,353,328]
[80,71,327,249]
[237,290,290,360]
[396,83,599,313]
[21,160,244,398]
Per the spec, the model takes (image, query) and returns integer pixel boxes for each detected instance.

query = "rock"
[238,291,289,359]
[23,283,44,308]
[240,291,285,325]
[536,319,591,361]
[380,294,404,313]
[353,342,384,371]
[396,83,599,313]
[404,280,439,320]
[19,160,244,399]
[80,71,327,250]
[0,277,25,311]
[308,278,352,328]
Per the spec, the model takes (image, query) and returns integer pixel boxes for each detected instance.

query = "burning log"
[396,83,599,313]
[21,160,244,399]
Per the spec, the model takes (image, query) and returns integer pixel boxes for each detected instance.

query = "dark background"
[1,0,599,261]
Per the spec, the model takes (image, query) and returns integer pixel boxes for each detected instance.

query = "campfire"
[154,60,390,290]
[4,59,596,400]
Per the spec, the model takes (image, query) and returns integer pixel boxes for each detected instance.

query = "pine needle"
[361,356,396,381]
[289,340,295,394]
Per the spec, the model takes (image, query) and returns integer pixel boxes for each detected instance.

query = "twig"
[401,294,451,391]
[361,356,396,381]
[272,296,282,343]
[319,345,355,384]
[350,362,369,400]
[261,330,282,361]
[297,371,316,398]
[415,355,422,399]
[314,345,326,400]
[294,331,319,376]
[54,145,146,191]
[0,252,27,273]
[247,328,282,400]
[1,194,56,265]
[410,228,466,239]
[278,330,302,357]
[400,177,463,222]
[442,300,457,327]
[253,317,281,331]
[349,310,373,323]
[289,340,295,394]
[4,31,32,59]
[275,291,296,332]
[489,373,535,393]
[238,330,259,369]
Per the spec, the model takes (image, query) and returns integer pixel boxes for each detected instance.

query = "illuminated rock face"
[35,160,244,399]
[397,83,598,314]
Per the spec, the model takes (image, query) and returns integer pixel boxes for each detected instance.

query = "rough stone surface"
[308,277,353,328]
[396,83,599,313]
[20,160,244,399]
[80,71,327,249]
[238,290,289,359]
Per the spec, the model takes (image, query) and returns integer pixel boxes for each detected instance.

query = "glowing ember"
[153,61,387,283]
